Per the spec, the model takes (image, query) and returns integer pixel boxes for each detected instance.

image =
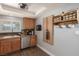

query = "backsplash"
[22,29,35,35]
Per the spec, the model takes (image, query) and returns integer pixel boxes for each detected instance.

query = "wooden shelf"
[63,10,77,16]
[54,20,77,25]
[54,18,77,23]
[54,15,63,23]
[53,9,78,25]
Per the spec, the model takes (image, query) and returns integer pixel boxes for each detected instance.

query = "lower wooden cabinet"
[0,39,11,55]
[11,38,20,52]
[30,35,37,47]
[0,37,20,55]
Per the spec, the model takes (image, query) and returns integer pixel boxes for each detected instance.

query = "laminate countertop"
[0,35,20,40]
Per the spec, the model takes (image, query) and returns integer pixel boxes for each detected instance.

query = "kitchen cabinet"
[23,17,36,29]
[30,35,37,47]
[0,39,11,55]
[11,38,20,52]
[0,37,20,55]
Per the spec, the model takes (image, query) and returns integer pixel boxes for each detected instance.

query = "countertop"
[0,35,20,40]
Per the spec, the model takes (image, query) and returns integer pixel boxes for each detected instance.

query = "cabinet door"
[0,41,4,55]
[30,36,37,47]
[28,20,35,29]
[0,41,3,55]
[11,38,20,52]
[0,39,11,55]
[23,18,35,29]
[12,21,21,32]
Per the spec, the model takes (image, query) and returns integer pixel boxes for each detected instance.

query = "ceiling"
[0,3,64,18]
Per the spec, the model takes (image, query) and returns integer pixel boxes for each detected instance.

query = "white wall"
[36,3,79,56]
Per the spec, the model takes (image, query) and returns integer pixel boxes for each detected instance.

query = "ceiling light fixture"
[18,3,28,9]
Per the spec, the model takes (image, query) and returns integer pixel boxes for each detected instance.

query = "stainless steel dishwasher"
[21,36,30,49]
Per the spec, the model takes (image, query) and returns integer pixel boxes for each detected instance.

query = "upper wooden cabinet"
[23,17,36,29]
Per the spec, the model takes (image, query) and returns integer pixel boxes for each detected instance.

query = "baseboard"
[37,44,55,56]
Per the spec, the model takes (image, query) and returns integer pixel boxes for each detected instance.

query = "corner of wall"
[37,44,55,56]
